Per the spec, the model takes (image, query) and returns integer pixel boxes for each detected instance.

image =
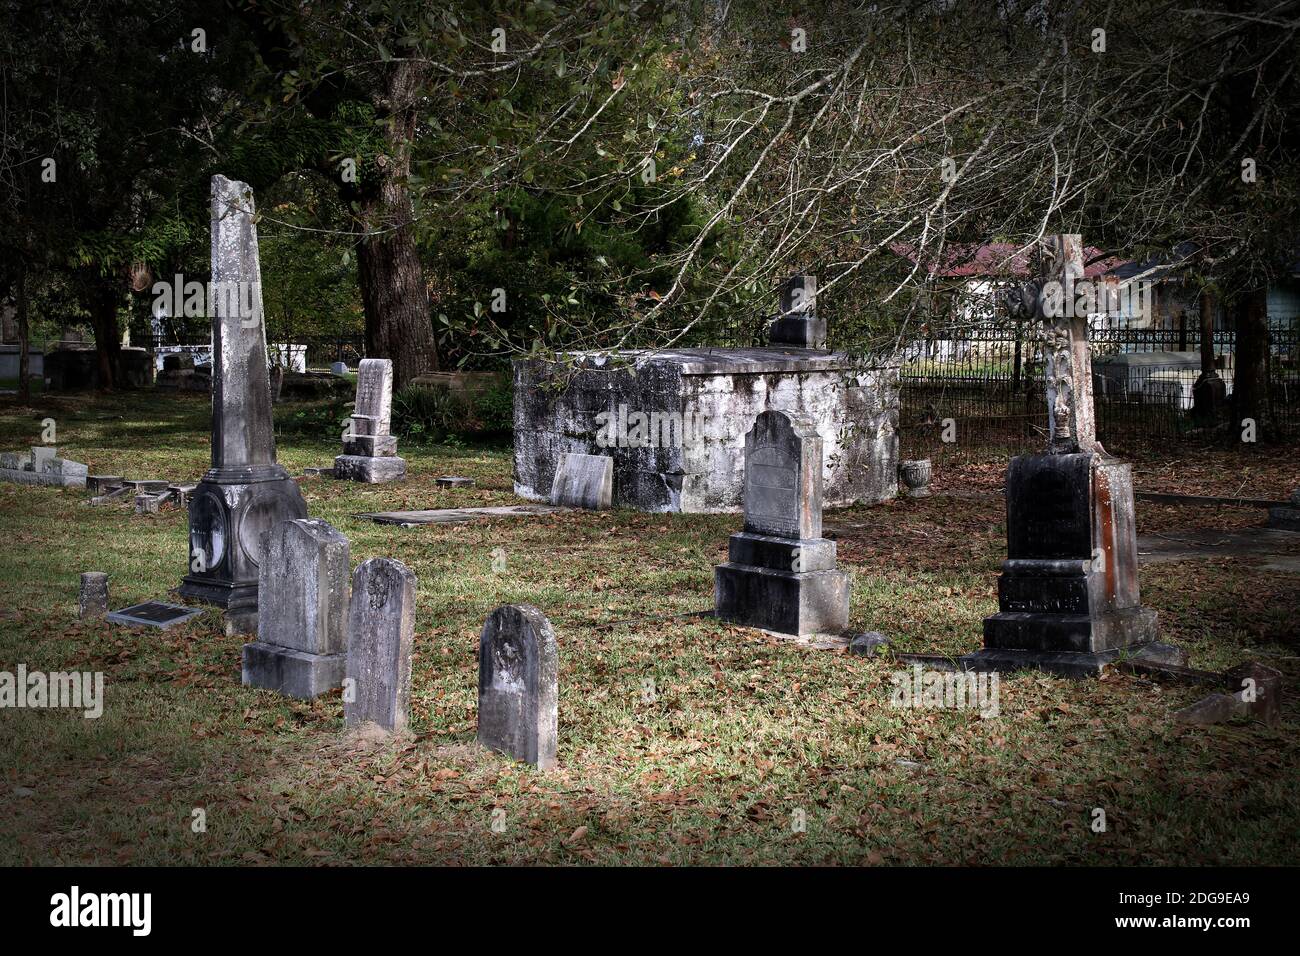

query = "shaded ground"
[0,390,1296,865]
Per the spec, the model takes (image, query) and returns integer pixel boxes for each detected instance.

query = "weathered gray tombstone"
[768,273,827,349]
[477,604,558,770]
[549,452,613,509]
[179,175,307,614]
[968,234,1166,678]
[343,558,416,732]
[31,446,56,471]
[78,572,109,620]
[242,519,349,699]
[714,410,849,635]
[334,358,406,482]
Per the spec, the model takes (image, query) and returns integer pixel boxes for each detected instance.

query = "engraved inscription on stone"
[746,445,798,537]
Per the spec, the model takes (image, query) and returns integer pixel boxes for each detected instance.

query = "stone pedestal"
[334,455,406,483]
[768,274,826,349]
[968,452,1160,677]
[179,176,306,612]
[714,410,849,636]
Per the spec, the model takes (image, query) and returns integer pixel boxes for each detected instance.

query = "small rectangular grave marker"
[79,572,109,620]
[550,452,613,510]
[243,519,350,699]
[106,601,205,629]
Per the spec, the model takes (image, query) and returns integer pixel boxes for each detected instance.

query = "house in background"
[890,240,1299,411]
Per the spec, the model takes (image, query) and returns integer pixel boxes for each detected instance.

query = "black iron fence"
[899,324,1300,462]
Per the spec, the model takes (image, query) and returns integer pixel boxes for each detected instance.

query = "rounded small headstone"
[78,572,109,620]
[848,631,890,657]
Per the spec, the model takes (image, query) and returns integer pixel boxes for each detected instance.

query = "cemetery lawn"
[1,391,1298,866]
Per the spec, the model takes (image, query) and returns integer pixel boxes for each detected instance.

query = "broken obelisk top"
[1036,235,1097,456]
[966,234,1168,678]
[180,175,307,613]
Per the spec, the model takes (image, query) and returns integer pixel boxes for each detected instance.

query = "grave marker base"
[334,454,406,483]
[242,642,346,699]
[975,451,1166,678]
[714,562,849,636]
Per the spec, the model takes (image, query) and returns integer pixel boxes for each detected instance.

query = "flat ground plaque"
[106,601,206,629]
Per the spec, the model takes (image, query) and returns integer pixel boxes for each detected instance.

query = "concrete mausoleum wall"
[514,348,899,513]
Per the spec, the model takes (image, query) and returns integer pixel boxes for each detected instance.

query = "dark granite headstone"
[242,519,349,699]
[477,604,558,769]
[179,175,307,612]
[769,274,827,349]
[344,558,416,733]
[959,235,1169,677]
[967,452,1159,676]
[714,410,849,635]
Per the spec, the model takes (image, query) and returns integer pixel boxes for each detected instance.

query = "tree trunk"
[87,276,122,391]
[1231,289,1269,436]
[16,264,30,404]
[355,60,439,389]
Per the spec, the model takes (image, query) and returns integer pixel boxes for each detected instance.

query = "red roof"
[890,242,1131,279]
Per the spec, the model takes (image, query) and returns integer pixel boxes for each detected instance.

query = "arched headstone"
[477,604,558,769]
[344,558,416,732]
[715,410,849,635]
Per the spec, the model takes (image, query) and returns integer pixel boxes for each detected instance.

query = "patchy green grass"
[0,390,1297,865]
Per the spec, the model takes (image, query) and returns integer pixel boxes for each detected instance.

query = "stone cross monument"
[179,175,307,616]
[714,409,849,635]
[968,234,1167,677]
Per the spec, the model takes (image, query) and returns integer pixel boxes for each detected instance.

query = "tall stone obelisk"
[180,175,306,615]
